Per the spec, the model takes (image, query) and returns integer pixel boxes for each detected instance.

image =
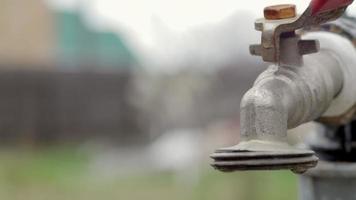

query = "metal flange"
[211,145,318,174]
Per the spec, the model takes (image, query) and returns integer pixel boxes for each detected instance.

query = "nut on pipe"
[264,4,296,20]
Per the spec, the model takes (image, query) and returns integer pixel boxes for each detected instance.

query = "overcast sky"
[45,0,356,72]
[46,0,308,45]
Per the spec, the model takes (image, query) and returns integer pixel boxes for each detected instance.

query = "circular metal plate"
[211,149,318,174]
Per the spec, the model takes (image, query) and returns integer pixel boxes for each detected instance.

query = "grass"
[0,147,298,200]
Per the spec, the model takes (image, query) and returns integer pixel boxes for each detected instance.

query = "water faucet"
[211,1,356,174]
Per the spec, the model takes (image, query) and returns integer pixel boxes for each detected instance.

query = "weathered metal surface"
[211,148,318,174]
[307,120,356,162]
[211,140,319,174]
[304,33,356,120]
[264,4,296,20]
[307,16,356,123]
[212,1,356,173]
[318,104,356,125]
[244,31,356,143]
[250,0,352,64]
[241,44,343,142]
[212,32,356,173]
[299,111,356,200]
[299,161,356,200]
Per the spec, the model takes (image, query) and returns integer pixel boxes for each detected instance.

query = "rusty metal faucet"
[211,1,356,174]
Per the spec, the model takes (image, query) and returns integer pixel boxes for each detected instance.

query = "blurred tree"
[55,11,137,70]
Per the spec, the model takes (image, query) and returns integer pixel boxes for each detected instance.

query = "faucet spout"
[211,32,356,173]
[240,76,289,142]
[240,52,343,143]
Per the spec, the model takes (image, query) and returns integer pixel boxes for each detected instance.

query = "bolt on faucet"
[211,1,356,174]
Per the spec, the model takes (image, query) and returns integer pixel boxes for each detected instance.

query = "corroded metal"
[250,1,352,65]
[264,4,296,20]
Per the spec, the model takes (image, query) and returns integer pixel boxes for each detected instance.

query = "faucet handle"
[250,0,353,65]
[264,4,296,20]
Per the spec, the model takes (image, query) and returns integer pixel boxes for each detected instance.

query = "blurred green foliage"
[0,147,297,200]
[56,12,136,69]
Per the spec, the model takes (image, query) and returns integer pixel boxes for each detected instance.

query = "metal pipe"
[211,32,356,173]
[240,32,355,144]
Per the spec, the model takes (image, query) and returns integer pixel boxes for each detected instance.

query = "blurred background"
[0,0,345,199]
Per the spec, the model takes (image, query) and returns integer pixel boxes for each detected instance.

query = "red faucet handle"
[311,0,354,15]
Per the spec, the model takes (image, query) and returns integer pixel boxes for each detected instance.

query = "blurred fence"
[0,67,145,146]
[0,60,264,146]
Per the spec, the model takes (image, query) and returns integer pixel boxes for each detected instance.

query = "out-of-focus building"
[0,0,143,145]
[0,0,263,146]
[55,11,136,70]
[0,0,136,70]
[0,0,54,68]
